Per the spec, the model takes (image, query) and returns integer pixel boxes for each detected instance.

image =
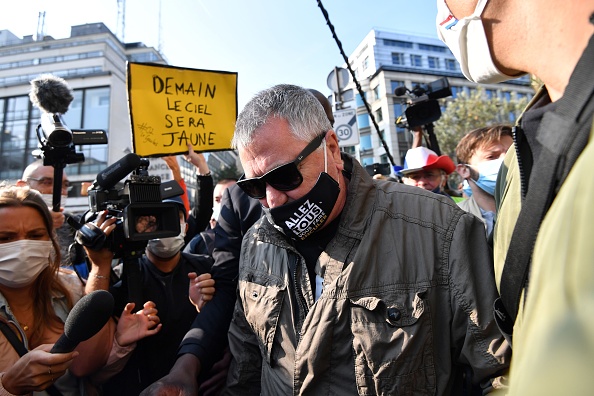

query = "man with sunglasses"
[223,84,508,395]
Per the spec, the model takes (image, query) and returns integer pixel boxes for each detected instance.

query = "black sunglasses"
[237,133,326,199]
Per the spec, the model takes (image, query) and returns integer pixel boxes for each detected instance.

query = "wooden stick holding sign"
[127,62,238,157]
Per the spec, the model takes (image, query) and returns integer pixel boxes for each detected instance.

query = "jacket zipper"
[512,125,528,199]
[292,256,309,340]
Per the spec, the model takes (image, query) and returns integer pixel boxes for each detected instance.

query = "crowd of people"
[0,0,592,394]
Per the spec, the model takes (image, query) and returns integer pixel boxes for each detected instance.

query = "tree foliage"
[433,87,529,160]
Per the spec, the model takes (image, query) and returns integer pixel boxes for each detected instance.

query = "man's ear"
[15,180,28,187]
[325,130,344,171]
[455,164,470,179]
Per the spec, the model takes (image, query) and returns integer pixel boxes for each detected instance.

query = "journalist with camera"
[77,153,220,395]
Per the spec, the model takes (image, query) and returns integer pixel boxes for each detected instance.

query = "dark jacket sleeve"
[186,174,214,244]
[178,184,262,371]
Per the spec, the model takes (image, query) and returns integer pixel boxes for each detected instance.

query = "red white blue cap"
[400,147,456,175]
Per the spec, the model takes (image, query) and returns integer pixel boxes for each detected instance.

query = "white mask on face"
[0,240,51,288]
[436,0,521,84]
[211,205,221,222]
[147,222,186,259]
[40,193,67,209]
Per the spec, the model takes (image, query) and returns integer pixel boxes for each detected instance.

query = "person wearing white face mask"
[184,178,237,256]
[437,0,594,394]
[0,186,161,396]
[16,160,82,271]
[84,194,220,396]
[455,125,513,236]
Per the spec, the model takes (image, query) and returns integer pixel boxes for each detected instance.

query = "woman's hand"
[115,301,162,346]
[188,272,215,312]
[2,344,78,394]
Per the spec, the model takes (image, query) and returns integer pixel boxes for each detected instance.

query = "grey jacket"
[226,157,509,396]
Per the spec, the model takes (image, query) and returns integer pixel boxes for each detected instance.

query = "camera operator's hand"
[84,210,117,294]
[188,272,215,312]
[411,126,424,149]
[116,301,162,347]
[49,208,65,229]
[83,210,117,266]
[1,344,78,394]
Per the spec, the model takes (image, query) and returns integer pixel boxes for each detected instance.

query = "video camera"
[73,153,183,258]
[29,74,108,212]
[394,77,452,129]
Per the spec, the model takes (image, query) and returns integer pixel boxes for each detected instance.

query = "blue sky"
[2,0,439,109]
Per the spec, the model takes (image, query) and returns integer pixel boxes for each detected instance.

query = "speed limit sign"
[333,109,359,147]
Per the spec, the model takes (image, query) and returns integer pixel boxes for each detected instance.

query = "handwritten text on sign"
[127,62,238,157]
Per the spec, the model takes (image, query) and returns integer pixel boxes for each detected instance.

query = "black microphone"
[92,153,142,191]
[394,86,409,97]
[50,290,114,353]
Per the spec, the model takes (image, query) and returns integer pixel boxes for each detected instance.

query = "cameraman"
[84,196,217,395]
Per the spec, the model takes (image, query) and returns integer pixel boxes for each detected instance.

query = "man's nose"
[261,184,288,209]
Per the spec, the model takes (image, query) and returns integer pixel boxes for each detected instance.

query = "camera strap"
[495,33,594,344]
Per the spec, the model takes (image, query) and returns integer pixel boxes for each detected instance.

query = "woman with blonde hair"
[0,185,161,395]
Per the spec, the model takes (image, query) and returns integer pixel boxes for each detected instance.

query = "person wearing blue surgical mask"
[455,125,513,236]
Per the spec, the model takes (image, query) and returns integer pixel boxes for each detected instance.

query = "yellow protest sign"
[127,62,238,157]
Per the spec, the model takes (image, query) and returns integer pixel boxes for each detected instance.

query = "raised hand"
[188,272,215,312]
[115,301,162,346]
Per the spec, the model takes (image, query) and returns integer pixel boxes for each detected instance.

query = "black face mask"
[264,172,340,241]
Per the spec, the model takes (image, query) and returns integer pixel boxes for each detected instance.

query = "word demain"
[153,75,216,98]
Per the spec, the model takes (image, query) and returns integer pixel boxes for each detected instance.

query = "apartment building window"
[451,86,464,98]
[418,43,446,53]
[375,108,383,123]
[428,56,440,69]
[362,156,374,166]
[0,96,37,180]
[445,59,458,71]
[384,39,413,48]
[392,52,405,65]
[373,85,381,100]
[391,80,405,94]
[362,56,369,71]
[62,87,110,175]
[360,134,372,151]
[410,54,422,67]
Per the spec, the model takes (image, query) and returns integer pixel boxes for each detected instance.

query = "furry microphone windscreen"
[29,74,74,114]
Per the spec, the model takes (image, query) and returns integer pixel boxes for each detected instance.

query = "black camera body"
[76,157,181,258]
[395,77,452,129]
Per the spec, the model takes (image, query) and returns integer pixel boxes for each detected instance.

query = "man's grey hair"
[232,84,332,150]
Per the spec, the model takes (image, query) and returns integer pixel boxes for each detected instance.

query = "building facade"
[0,22,239,214]
[337,29,534,169]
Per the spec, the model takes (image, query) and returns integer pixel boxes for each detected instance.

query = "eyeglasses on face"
[237,133,326,199]
[404,170,444,182]
[27,177,73,191]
